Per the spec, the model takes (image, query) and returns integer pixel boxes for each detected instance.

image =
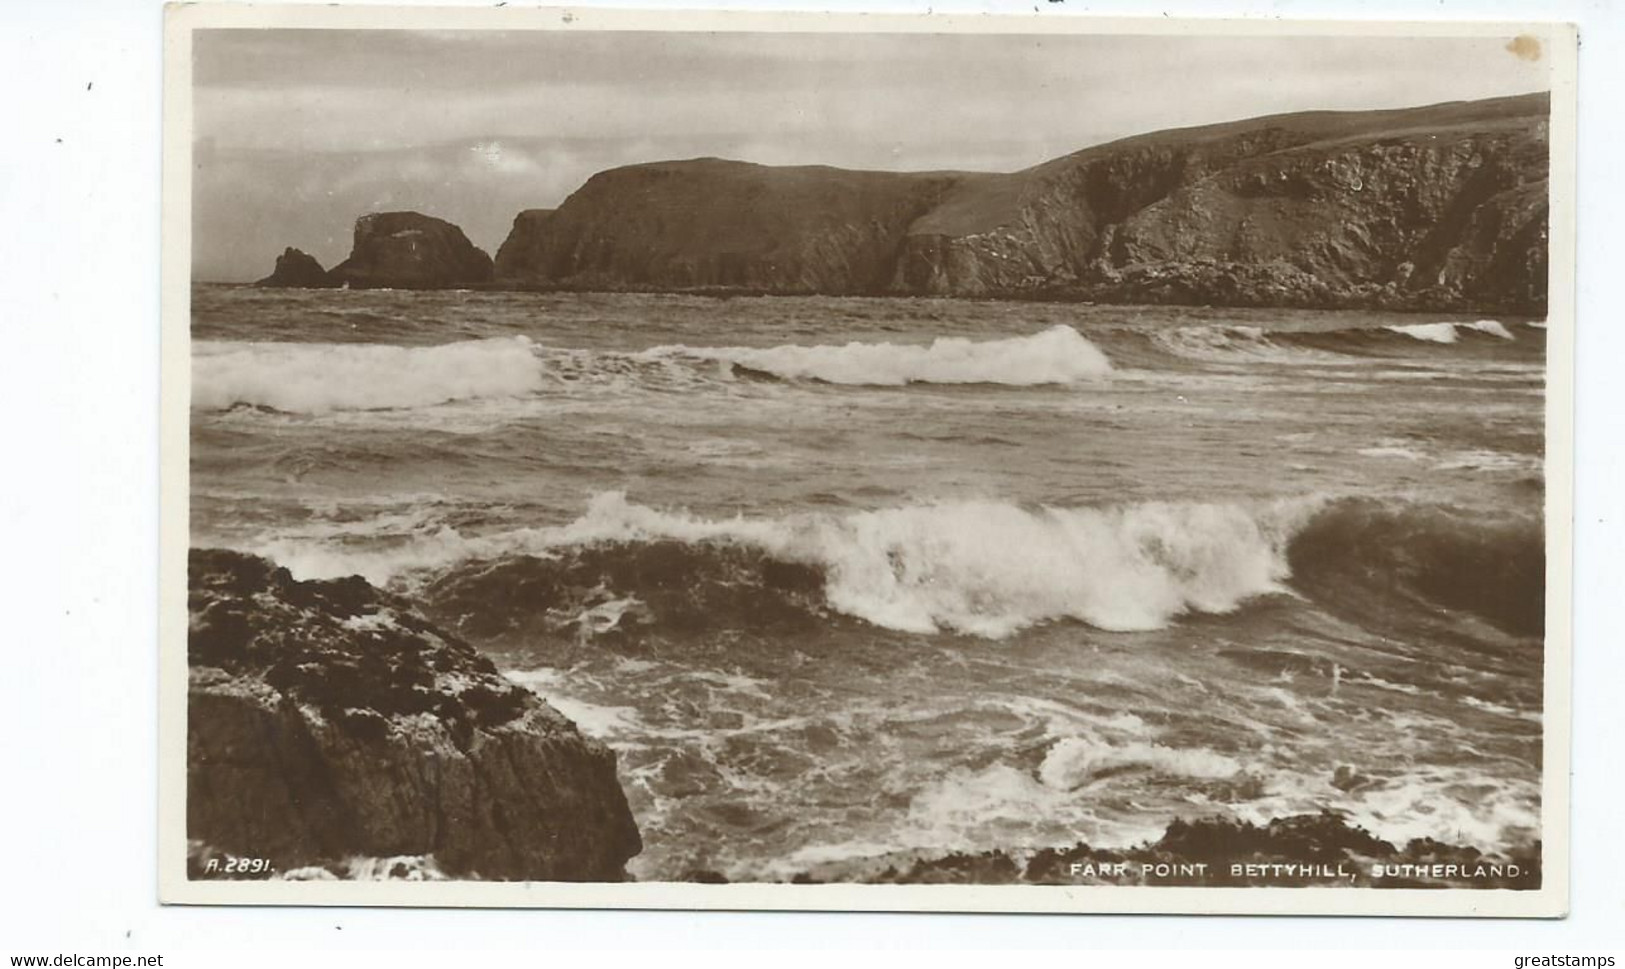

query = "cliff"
[496,159,964,292]
[254,247,337,289]
[327,211,494,290]
[185,548,641,881]
[495,93,1549,312]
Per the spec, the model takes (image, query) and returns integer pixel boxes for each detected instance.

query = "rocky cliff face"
[186,548,641,881]
[492,208,556,280]
[495,159,963,293]
[254,247,336,288]
[495,94,1548,312]
[327,211,494,290]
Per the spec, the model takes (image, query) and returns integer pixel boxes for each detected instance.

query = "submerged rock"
[327,211,493,290]
[254,247,336,288]
[186,548,641,881]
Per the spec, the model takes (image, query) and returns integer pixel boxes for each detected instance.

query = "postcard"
[160,3,1576,916]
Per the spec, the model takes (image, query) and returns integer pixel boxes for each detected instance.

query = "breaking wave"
[1146,325,1352,366]
[1384,320,1516,343]
[259,491,1543,641]
[1128,319,1532,366]
[193,326,1114,413]
[1285,496,1545,636]
[193,337,545,413]
[191,318,1538,415]
[663,324,1114,385]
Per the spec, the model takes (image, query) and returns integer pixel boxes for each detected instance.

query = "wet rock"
[186,548,641,881]
[791,812,1538,889]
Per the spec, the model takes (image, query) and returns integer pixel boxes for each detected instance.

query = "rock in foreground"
[327,211,494,289]
[186,548,641,881]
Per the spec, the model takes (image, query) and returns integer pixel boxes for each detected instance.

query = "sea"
[189,284,1547,882]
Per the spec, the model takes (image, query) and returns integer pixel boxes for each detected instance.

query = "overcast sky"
[192,28,1550,281]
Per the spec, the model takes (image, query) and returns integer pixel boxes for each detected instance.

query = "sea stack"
[327,211,494,290]
[186,548,642,881]
[254,247,336,288]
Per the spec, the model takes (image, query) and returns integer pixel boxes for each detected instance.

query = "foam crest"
[665,324,1113,385]
[1151,325,1349,365]
[258,490,1541,639]
[1384,320,1516,345]
[193,337,544,413]
[1384,323,1459,344]
[281,491,1308,637]
[1464,319,1517,340]
[805,499,1302,635]
[503,493,1303,636]
[1038,737,1243,788]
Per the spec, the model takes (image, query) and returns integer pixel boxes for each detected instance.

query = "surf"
[192,337,545,413]
[248,491,1544,642]
[651,324,1114,385]
[1110,318,1537,367]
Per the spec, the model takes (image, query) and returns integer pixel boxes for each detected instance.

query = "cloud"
[191,28,1552,280]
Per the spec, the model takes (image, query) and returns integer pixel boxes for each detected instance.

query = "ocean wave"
[191,318,1536,416]
[1122,319,1533,367]
[1146,325,1353,366]
[1038,737,1243,788]
[406,492,1303,638]
[258,491,1542,641]
[193,327,1114,415]
[1285,496,1544,636]
[1384,320,1516,344]
[193,337,544,413]
[660,324,1114,385]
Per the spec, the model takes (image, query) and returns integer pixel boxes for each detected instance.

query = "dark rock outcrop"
[254,247,336,288]
[495,93,1549,313]
[186,548,641,881]
[328,211,494,290]
[793,812,1540,889]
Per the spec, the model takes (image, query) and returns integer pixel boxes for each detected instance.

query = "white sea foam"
[278,854,447,881]
[1358,444,1427,462]
[658,324,1113,385]
[260,490,1319,637]
[1233,764,1541,852]
[804,498,1303,636]
[1038,737,1242,788]
[1460,695,1543,723]
[1384,320,1516,345]
[1385,323,1460,344]
[193,337,545,413]
[1151,325,1348,365]
[1434,449,1542,473]
[503,669,645,737]
[1464,319,1517,340]
[537,492,1308,635]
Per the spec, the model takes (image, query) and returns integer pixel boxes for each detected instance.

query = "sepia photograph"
[161,6,1575,915]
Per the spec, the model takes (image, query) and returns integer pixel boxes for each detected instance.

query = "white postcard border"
[159,3,1578,917]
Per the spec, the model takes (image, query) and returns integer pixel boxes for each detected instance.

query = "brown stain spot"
[1506,35,1542,62]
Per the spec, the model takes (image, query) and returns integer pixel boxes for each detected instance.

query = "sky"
[191,27,1551,281]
